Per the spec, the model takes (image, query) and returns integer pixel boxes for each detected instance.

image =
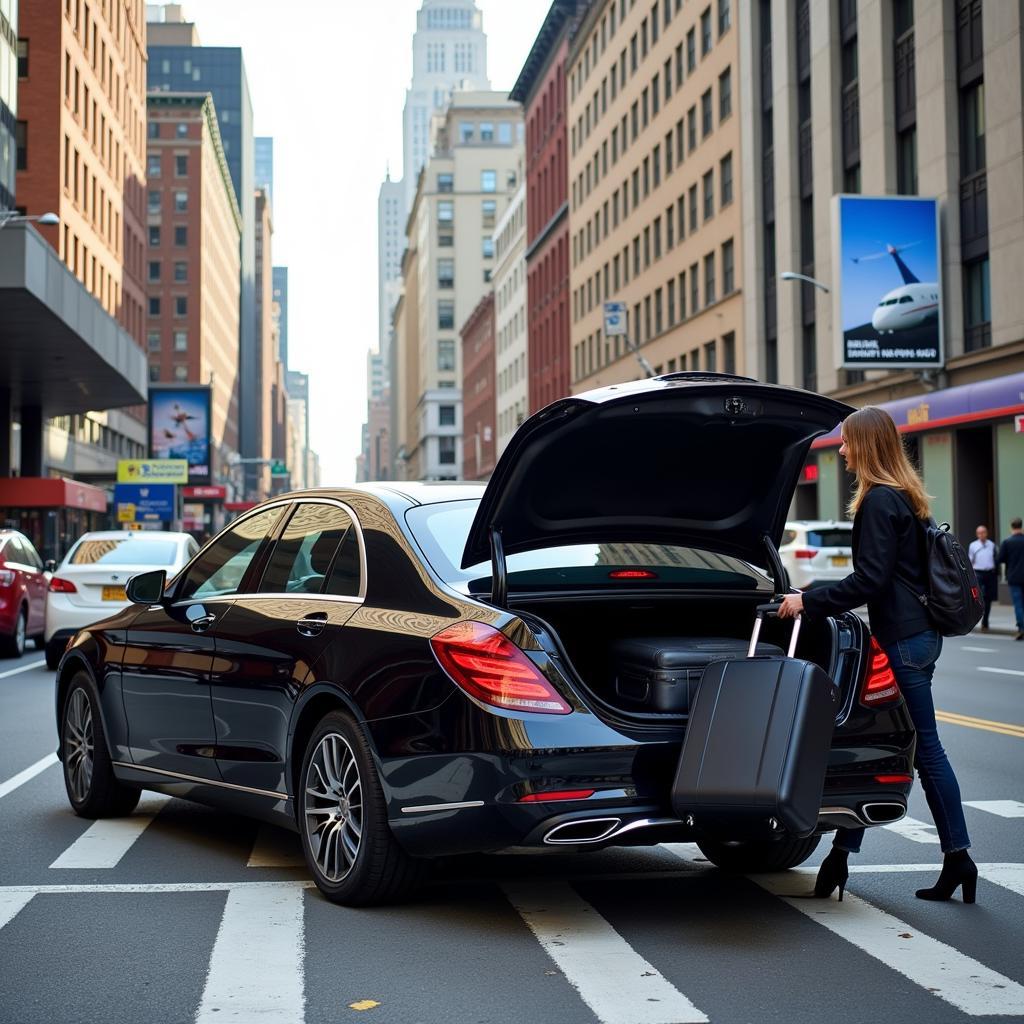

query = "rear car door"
[6,534,48,637]
[210,500,364,793]
[120,505,286,781]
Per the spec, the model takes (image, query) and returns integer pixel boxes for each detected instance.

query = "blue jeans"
[833,629,971,855]
[1010,584,1024,632]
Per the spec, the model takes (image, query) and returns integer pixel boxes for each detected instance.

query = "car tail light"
[430,620,572,715]
[874,774,913,784]
[0,569,15,587]
[793,548,819,559]
[48,577,78,593]
[860,637,900,706]
[518,789,596,803]
[608,569,657,579]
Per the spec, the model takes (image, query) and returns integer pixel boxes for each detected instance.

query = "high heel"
[915,850,978,902]
[814,848,849,900]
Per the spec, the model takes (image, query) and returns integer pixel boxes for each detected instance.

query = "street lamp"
[779,271,830,293]
[0,210,60,230]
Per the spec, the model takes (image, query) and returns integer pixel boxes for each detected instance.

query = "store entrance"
[955,426,995,546]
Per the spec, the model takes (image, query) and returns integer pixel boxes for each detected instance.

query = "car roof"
[71,531,192,542]
[281,482,486,508]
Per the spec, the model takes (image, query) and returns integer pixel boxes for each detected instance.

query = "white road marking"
[0,881,315,896]
[196,883,306,1024]
[247,823,306,868]
[503,880,708,1024]
[964,799,1024,818]
[978,666,1024,677]
[961,645,996,653]
[0,890,35,930]
[0,752,58,800]
[658,842,706,863]
[979,864,1024,897]
[49,794,170,869]
[753,872,1024,1016]
[882,815,940,844]
[0,659,47,679]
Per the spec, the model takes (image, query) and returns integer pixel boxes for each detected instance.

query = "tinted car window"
[406,500,769,591]
[3,535,30,566]
[178,506,285,600]
[259,503,353,595]
[806,529,852,548]
[20,535,44,571]
[323,528,361,597]
[69,538,180,566]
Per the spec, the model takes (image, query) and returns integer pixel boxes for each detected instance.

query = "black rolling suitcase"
[610,637,785,713]
[670,604,839,838]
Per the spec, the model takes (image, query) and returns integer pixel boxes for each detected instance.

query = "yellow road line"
[936,709,1024,738]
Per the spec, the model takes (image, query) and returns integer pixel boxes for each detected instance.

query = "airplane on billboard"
[851,242,939,334]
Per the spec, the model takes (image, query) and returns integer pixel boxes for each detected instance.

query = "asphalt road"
[0,632,1022,1024]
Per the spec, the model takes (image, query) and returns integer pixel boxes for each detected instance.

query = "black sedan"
[54,375,915,905]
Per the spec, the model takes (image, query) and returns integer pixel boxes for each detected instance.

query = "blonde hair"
[843,406,932,519]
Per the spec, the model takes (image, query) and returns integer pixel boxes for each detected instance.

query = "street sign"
[117,459,189,484]
[603,301,627,337]
[270,460,288,477]
[113,483,176,522]
[183,485,227,500]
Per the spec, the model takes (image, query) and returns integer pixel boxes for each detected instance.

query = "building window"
[439,437,457,465]
[719,68,732,120]
[176,123,188,138]
[498,122,512,144]
[437,258,454,289]
[704,252,716,304]
[149,364,160,382]
[438,232,453,247]
[174,191,187,212]
[720,153,733,206]
[174,296,187,317]
[148,122,160,140]
[148,296,161,316]
[722,239,735,293]
[480,122,494,142]
[690,263,700,312]
[437,200,453,224]
[702,170,714,220]
[686,27,696,71]
[482,199,496,226]
[148,190,161,214]
[174,330,187,351]
[438,338,456,369]
[688,185,697,232]
[174,261,187,282]
[147,330,161,351]
[959,82,986,177]
[148,260,161,282]
[701,7,712,54]
[481,169,497,192]
[482,236,494,258]
[149,225,161,246]
[15,121,27,170]
[438,301,455,331]
[701,89,713,137]
[704,340,717,372]
[688,106,697,151]
[147,153,161,177]
[438,172,453,193]
[460,122,474,144]
[175,154,187,176]
[174,225,187,246]
[17,39,28,77]
[718,0,731,36]
[439,404,456,426]
[174,365,188,382]
[963,256,991,350]
[896,127,917,194]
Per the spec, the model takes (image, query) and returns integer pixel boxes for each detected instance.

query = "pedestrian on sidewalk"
[969,525,998,631]
[998,517,1024,640]
[777,406,976,904]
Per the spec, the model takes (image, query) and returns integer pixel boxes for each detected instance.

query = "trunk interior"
[513,592,846,720]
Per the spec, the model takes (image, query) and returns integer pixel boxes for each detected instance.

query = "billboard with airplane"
[833,195,943,369]
[148,386,212,484]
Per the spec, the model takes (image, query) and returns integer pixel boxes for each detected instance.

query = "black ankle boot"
[916,849,978,902]
[814,848,850,901]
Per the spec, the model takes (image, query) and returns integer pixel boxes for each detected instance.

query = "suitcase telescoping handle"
[748,601,801,658]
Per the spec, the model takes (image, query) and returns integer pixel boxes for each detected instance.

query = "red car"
[0,530,49,657]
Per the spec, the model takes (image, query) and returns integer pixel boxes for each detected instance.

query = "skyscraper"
[273,266,288,366]
[377,174,404,366]
[255,136,273,202]
[401,0,490,212]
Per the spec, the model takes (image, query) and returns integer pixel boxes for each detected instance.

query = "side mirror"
[126,569,167,605]
[44,559,57,573]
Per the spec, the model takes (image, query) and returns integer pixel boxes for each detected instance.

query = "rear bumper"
[45,595,127,642]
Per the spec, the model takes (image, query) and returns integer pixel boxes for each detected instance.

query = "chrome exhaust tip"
[861,801,906,824]
[543,817,622,845]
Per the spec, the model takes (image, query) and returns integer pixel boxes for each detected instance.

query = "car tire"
[0,607,27,658]
[61,672,141,818]
[45,637,66,671]
[33,635,46,651]
[298,710,424,906]
[696,834,821,873]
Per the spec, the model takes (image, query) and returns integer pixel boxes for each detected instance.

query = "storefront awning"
[812,372,1024,448]
[0,224,147,416]
[0,477,108,512]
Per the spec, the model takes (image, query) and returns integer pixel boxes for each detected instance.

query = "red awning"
[0,477,108,513]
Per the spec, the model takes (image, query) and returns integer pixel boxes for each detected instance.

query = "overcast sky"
[182,0,552,483]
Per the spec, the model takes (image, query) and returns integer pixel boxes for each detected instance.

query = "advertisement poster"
[148,386,212,484]
[833,195,943,369]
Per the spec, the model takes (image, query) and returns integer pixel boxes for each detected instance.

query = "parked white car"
[44,530,199,669]
[779,520,854,591]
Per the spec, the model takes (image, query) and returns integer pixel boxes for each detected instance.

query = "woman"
[778,407,976,903]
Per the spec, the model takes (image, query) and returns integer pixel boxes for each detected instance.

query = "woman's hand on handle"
[777,593,804,619]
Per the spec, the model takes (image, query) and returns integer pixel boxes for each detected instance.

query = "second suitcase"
[611,636,785,713]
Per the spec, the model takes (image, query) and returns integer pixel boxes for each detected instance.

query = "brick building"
[460,292,496,480]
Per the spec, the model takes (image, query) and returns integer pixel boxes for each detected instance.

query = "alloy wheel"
[64,688,95,804]
[304,732,363,883]
[14,612,25,656]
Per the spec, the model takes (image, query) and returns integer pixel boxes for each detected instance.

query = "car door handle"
[296,613,328,637]
[190,614,216,634]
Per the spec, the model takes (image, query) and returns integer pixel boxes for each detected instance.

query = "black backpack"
[894,493,984,637]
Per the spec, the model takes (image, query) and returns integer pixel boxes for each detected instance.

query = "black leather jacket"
[801,485,932,647]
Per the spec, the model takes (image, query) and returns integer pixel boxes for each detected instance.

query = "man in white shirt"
[969,524,998,630]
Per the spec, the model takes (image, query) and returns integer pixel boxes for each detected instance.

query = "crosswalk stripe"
[882,815,940,844]
[753,872,1024,1016]
[196,883,306,1024]
[0,890,34,930]
[503,880,708,1024]
[49,794,170,869]
[979,864,1024,897]
[247,824,306,868]
[964,800,1024,818]
[0,752,58,800]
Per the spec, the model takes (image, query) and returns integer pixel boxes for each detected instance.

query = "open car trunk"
[511,592,847,722]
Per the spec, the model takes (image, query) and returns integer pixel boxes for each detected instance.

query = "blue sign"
[113,483,176,522]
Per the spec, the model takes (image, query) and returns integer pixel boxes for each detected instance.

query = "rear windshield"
[406,500,771,591]
[69,538,180,566]
[806,529,852,549]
